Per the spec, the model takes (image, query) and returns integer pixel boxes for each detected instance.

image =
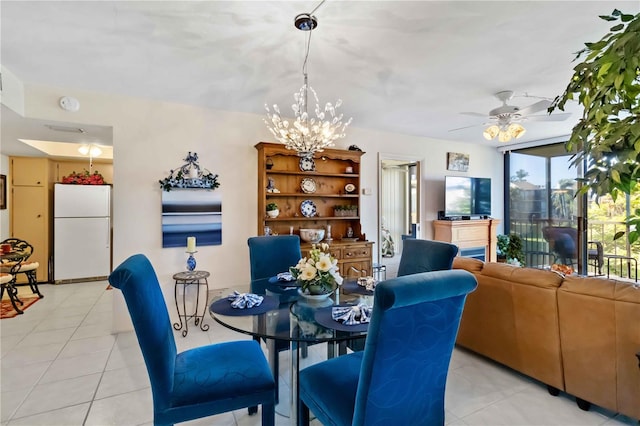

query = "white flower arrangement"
[290,243,343,295]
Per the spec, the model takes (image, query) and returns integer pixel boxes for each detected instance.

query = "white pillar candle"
[187,236,196,252]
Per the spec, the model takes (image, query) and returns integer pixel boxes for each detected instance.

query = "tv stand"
[433,219,500,262]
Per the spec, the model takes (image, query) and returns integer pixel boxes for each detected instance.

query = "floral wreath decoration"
[159,152,220,192]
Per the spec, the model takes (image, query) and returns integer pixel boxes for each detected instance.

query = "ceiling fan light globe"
[507,123,526,139]
[483,125,499,140]
[498,131,512,143]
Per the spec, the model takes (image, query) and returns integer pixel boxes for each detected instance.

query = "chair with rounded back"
[542,226,604,273]
[109,254,275,426]
[298,269,478,425]
[0,238,43,299]
[247,235,304,400]
[397,238,459,277]
[0,273,19,313]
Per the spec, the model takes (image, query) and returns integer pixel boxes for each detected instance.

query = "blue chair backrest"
[353,269,477,425]
[397,239,459,277]
[248,235,302,294]
[108,254,176,411]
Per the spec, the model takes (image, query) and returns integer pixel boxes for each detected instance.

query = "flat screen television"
[444,176,491,217]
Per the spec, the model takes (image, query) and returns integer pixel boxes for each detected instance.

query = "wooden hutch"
[255,142,373,278]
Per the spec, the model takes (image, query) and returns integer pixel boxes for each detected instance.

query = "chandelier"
[264,8,352,158]
[483,122,526,143]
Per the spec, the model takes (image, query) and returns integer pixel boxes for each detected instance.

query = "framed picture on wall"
[447,152,469,172]
[0,174,6,210]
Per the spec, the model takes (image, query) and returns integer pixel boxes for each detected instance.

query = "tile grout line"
[6,285,108,424]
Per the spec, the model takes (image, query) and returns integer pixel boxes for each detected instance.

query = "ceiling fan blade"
[517,99,552,116]
[449,122,487,132]
[525,113,572,122]
[460,112,488,117]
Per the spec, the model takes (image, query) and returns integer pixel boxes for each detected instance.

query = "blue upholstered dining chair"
[109,254,275,426]
[248,235,302,295]
[397,238,459,277]
[298,269,477,426]
[247,235,303,399]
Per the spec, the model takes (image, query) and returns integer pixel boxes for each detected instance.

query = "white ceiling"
[1,1,638,156]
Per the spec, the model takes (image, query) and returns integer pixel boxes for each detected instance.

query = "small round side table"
[173,270,210,337]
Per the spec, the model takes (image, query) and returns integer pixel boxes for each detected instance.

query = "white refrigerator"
[54,184,111,282]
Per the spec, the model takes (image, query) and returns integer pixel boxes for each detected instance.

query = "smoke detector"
[59,96,80,112]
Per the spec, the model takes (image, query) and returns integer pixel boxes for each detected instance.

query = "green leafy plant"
[496,234,525,266]
[266,203,279,212]
[497,234,510,259]
[549,10,640,242]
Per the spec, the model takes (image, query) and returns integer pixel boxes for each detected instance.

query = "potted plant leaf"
[496,234,525,266]
[266,202,279,218]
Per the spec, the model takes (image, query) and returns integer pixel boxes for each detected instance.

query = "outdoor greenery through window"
[506,143,637,280]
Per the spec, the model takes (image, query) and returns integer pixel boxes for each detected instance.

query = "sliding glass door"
[506,142,638,279]
[505,143,580,270]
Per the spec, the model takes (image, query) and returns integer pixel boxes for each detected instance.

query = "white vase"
[297,288,333,302]
[266,209,279,218]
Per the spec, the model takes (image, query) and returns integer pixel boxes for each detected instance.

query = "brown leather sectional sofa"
[452,257,640,420]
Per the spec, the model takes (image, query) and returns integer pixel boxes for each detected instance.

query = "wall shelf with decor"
[255,142,372,278]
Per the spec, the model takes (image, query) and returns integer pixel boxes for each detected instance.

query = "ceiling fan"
[450,90,572,142]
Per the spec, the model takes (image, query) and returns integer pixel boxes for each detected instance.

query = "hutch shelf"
[255,142,373,278]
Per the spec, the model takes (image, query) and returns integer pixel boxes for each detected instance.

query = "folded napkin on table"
[332,303,373,325]
[277,272,294,281]
[357,276,377,291]
[227,291,264,309]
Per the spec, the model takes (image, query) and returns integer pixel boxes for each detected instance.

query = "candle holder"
[186,251,197,271]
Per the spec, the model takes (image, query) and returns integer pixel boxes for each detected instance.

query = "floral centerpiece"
[290,243,343,295]
[61,170,105,185]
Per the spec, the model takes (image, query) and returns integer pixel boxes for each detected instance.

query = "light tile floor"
[1,281,637,426]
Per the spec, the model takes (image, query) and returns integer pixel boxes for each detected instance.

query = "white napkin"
[332,303,373,325]
[277,272,294,281]
[227,291,264,309]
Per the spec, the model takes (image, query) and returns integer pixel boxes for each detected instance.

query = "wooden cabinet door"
[11,157,48,186]
[11,186,49,282]
[341,260,372,278]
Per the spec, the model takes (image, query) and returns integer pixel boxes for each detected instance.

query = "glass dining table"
[209,279,373,425]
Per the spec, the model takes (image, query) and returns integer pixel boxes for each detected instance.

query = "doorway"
[378,155,421,278]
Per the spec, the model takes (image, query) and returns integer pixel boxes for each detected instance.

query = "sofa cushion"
[558,276,640,419]
[452,257,484,273]
[481,263,564,289]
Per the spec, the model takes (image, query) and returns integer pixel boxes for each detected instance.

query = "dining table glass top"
[208,279,373,344]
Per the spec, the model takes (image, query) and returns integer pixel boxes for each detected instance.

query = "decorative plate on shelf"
[301,178,317,194]
[300,200,317,217]
[344,183,356,194]
[299,157,316,172]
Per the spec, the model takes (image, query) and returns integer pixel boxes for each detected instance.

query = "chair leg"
[299,401,310,426]
[262,402,275,426]
[26,271,43,298]
[3,283,24,314]
[248,339,260,414]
